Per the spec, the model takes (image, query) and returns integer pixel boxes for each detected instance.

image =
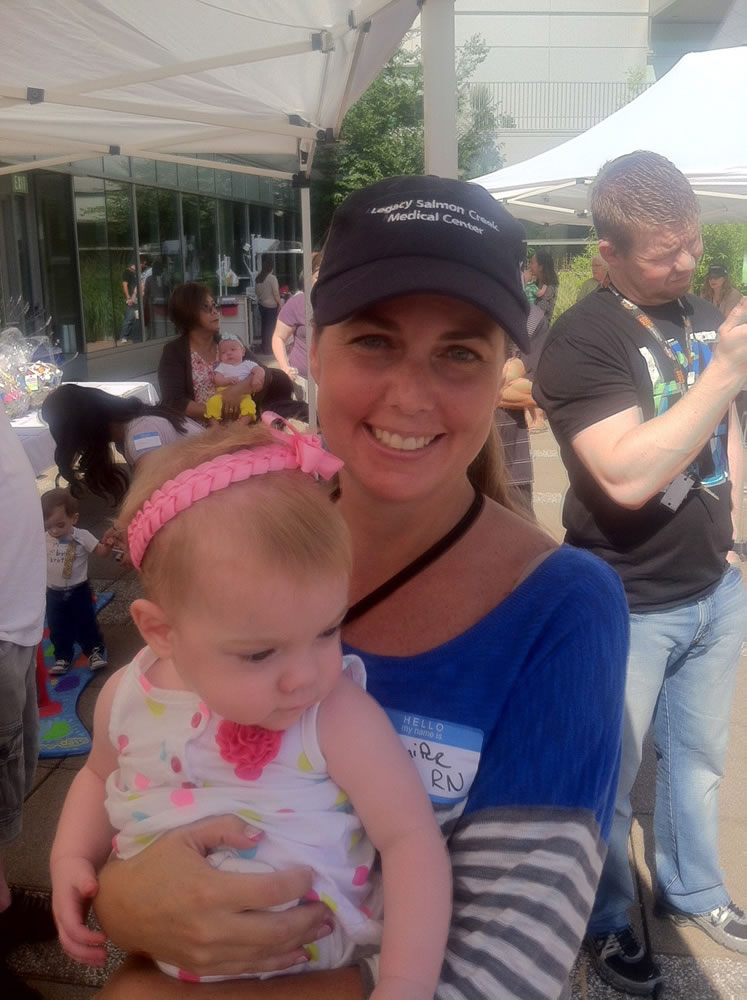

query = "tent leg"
[421,0,458,178]
[300,183,316,429]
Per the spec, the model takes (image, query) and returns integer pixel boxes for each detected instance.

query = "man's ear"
[130,598,174,659]
[598,240,620,268]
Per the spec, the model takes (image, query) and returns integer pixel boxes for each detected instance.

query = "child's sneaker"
[88,647,108,670]
[49,659,70,675]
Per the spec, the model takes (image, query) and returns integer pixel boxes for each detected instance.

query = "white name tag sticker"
[133,431,163,453]
[385,710,483,805]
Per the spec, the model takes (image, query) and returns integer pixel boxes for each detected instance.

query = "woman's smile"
[369,425,440,452]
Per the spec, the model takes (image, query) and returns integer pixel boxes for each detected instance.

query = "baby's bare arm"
[320,676,451,1000]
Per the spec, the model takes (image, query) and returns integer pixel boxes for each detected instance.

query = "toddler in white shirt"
[41,489,112,674]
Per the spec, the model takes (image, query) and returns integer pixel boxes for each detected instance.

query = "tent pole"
[300,182,316,430]
[421,0,457,178]
[125,150,293,182]
[0,152,105,175]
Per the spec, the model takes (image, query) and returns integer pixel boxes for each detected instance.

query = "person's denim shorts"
[0,642,39,844]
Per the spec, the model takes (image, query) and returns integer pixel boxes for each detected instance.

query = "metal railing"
[468,81,651,132]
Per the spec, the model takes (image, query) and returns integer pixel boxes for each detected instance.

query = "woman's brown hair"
[168,281,212,335]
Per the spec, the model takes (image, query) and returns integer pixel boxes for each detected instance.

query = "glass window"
[74,177,122,351]
[157,189,183,291]
[35,174,82,351]
[106,182,141,348]
[75,179,142,351]
[74,176,106,249]
[133,185,184,342]
[198,167,215,194]
[258,177,273,204]
[216,170,232,198]
[132,158,157,184]
[218,200,249,291]
[231,171,246,201]
[136,185,159,252]
[178,163,199,191]
[156,159,178,188]
[104,155,131,179]
[75,157,105,176]
[182,194,218,293]
[153,189,182,341]
[245,174,259,200]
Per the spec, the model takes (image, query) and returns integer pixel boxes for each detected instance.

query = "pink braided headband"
[127,413,343,570]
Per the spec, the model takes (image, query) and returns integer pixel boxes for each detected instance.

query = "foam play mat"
[38,591,113,758]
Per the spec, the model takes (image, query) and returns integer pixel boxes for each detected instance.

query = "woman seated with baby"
[158,282,305,427]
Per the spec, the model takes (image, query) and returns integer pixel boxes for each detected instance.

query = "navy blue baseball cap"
[312,175,529,351]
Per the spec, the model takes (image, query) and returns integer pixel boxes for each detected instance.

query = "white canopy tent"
[0,0,420,178]
[0,0,422,419]
[473,46,747,226]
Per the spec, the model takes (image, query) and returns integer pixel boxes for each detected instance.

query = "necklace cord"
[342,491,485,626]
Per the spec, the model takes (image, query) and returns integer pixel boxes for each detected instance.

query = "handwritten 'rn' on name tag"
[385,709,483,806]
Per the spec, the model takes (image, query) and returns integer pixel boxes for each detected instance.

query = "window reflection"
[70,160,297,357]
[136,186,182,342]
[106,182,140,346]
[182,194,218,293]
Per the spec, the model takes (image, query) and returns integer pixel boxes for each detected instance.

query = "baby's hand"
[229,376,240,384]
[51,856,108,966]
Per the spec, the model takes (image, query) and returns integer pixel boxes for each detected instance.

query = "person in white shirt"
[41,489,112,675]
[254,258,282,353]
[0,407,55,999]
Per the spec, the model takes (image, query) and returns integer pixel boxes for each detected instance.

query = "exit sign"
[12,174,28,194]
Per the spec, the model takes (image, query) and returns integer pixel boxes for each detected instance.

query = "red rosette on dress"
[215,720,282,780]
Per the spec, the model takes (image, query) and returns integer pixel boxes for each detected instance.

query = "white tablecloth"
[11,380,158,476]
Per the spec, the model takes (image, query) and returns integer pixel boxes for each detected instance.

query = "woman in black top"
[158,282,305,422]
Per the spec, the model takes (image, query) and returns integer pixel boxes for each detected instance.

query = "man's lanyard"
[607,283,694,392]
[606,284,720,505]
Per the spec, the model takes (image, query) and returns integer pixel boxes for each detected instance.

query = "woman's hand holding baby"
[94,815,335,978]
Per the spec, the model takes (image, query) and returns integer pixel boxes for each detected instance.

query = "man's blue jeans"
[588,566,745,934]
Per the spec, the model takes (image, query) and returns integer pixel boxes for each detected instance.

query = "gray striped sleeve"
[358,806,605,1000]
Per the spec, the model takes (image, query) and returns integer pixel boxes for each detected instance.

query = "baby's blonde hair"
[119,424,352,609]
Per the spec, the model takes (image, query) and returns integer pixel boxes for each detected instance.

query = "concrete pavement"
[4,427,746,999]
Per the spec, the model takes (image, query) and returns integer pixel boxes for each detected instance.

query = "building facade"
[0,155,300,380]
[456,0,736,166]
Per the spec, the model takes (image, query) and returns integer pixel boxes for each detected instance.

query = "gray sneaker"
[49,659,70,675]
[88,647,108,670]
[656,900,747,955]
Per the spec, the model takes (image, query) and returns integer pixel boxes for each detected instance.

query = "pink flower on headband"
[127,413,343,569]
[216,720,282,780]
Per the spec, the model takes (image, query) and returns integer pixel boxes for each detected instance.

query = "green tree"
[696,223,747,292]
[311,34,508,241]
